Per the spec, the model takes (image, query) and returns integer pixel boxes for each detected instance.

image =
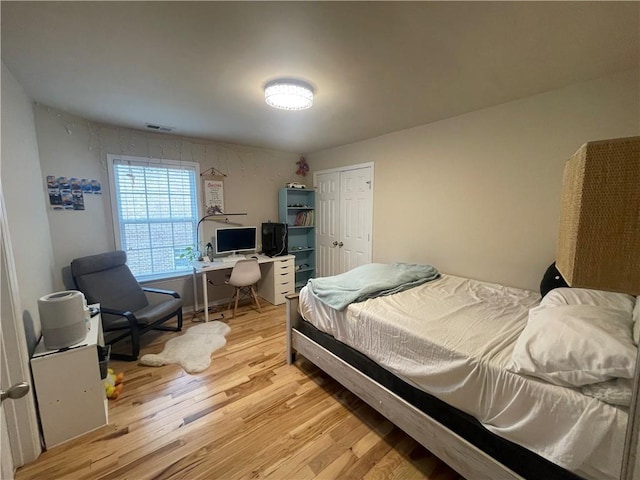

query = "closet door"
[315,165,373,277]
[339,167,372,273]
[316,171,340,277]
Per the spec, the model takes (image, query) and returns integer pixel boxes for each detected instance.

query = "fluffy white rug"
[139,321,231,374]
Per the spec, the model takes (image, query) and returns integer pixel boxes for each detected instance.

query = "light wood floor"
[16,301,464,480]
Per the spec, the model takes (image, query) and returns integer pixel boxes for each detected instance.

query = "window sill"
[137,270,193,284]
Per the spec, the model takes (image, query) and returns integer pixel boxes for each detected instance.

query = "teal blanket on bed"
[307,263,440,311]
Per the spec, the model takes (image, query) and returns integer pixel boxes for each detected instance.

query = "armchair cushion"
[106,298,184,329]
[71,250,183,361]
[72,251,148,312]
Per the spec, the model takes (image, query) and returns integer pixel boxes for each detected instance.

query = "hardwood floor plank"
[16,303,464,480]
[363,435,426,480]
[313,449,358,479]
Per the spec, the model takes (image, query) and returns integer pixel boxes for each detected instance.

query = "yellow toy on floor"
[105,368,124,399]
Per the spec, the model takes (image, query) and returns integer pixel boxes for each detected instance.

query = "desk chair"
[71,251,183,361]
[226,259,262,319]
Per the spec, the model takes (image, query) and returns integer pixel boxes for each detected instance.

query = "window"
[107,154,199,280]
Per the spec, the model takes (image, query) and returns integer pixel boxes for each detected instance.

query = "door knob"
[338,242,344,247]
[332,241,338,247]
[0,381,30,403]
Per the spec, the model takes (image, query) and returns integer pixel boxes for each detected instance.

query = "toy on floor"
[104,368,124,399]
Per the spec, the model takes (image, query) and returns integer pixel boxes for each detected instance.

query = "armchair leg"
[130,328,140,361]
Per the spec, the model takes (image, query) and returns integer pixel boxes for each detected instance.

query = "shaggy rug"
[139,321,231,374]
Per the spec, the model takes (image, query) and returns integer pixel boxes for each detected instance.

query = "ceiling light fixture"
[264,79,314,111]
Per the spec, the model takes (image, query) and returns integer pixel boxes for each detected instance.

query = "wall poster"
[203,174,225,215]
[46,175,101,211]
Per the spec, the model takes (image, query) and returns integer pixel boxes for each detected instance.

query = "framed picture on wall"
[203,174,225,215]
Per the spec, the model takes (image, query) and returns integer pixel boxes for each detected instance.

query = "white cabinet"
[30,313,108,448]
[258,256,295,305]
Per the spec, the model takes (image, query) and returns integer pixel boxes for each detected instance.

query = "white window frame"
[107,154,200,281]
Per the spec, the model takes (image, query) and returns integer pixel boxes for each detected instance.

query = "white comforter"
[298,274,627,480]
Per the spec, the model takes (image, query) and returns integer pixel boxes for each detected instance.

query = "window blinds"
[112,159,198,279]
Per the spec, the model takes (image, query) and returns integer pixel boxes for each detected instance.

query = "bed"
[285,269,640,480]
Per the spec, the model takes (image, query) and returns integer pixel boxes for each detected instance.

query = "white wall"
[1,63,55,350]
[1,61,49,466]
[32,106,303,304]
[309,70,639,291]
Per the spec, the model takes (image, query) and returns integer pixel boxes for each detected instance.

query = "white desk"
[193,254,295,321]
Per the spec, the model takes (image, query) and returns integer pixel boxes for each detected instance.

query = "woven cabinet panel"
[556,136,640,295]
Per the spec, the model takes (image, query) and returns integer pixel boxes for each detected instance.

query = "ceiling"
[2,2,638,154]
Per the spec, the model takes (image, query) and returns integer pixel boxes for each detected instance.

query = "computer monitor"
[215,226,257,256]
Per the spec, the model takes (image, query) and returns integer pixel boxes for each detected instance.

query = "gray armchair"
[71,250,183,361]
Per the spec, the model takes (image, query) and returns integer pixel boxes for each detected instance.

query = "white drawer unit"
[258,256,295,305]
[30,313,108,448]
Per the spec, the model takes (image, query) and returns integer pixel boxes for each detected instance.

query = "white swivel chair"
[226,259,262,319]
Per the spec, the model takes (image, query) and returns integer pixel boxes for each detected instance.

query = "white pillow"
[541,287,636,313]
[580,377,633,407]
[509,304,637,387]
[633,297,640,345]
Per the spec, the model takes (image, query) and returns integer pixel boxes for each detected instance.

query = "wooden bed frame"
[285,294,640,480]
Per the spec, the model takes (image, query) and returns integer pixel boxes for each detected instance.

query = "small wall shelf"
[198,213,246,222]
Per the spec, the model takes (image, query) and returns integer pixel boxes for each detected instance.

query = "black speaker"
[261,222,288,257]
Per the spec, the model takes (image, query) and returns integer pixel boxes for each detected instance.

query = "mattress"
[298,274,628,480]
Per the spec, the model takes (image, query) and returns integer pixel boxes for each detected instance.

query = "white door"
[0,338,30,480]
[314,164,373,277]
[1,251,16,480]
[0,186,41,475]
[315,171,340,277]
[339,167,372,273]
[1,336,14,480]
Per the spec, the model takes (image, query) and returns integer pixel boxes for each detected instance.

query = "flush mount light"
[264,79,314,110]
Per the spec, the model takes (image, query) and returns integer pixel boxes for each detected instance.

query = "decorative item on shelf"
[296,156,309,176]
[285,182,306,189]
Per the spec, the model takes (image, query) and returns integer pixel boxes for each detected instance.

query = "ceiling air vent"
[145,123,175,133]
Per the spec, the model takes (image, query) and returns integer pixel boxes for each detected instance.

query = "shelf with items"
[289,246,314,253]
[279,188,316,291]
